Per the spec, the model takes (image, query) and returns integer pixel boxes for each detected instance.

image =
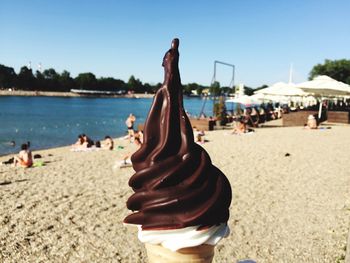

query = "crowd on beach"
[69,113,144,167]
[224,100,339,133]
[3,110,212,169]
[225,103,283,135]
[71,134,114,151]
[3,100,336,169]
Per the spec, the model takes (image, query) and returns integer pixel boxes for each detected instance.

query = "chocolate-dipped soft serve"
[124,39,232,231]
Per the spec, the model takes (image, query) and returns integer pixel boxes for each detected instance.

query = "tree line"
[0,63,261,96]
[1,59,349,95]
[309,59,350,84]
[0,65,161,94]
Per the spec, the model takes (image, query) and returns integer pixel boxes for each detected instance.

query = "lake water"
[0,96,215,156]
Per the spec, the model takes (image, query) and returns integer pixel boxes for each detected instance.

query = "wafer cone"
[145,243,214,263]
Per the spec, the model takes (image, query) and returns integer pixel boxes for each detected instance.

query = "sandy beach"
[1,124,350,263]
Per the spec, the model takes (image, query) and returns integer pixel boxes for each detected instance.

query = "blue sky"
[1,0,350,88]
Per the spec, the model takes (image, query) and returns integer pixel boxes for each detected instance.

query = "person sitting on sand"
[232,117,254,135]
[102,136,114,150]
[82,134,94,148]
[304,115,318,129]
[122,137,142,166]
[13,143,33,168]
[232,119,247,134]
[193,127,205,144]
[135,130,144,144]
[72,134,84,148]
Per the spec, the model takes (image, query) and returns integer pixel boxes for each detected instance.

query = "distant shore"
[0,90,155,98]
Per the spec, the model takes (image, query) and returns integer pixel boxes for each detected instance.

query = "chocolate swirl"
[124,39,232,230]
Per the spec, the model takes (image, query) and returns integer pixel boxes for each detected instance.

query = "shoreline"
[0,90,155,98]
[0,134,128,158]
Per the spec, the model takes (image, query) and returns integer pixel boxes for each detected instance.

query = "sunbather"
[117,137,142,168]
[232,118,255,135]
[13,143,33,168]
[82,134,94,148]
[102,136,114,150]
[304,115,318,129]
[72,134,84,148]
[194,127,205,144]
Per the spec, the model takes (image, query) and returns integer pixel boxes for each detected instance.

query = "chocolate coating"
[124,39,232,230]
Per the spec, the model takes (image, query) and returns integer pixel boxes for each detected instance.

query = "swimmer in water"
[1,140,16,147]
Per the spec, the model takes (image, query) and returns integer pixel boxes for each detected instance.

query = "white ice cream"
[137,223,230,251]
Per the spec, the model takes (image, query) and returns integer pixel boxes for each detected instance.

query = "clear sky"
[1,0,350,88]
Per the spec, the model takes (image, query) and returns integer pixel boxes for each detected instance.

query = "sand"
[1,124,350,263]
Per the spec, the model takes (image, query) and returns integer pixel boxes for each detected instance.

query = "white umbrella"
[296,75,350,118]
[296,75,350,97]
[255,82,307,96]
[251,93,290,104]
[226,95,260,106]
[254,82,307,106]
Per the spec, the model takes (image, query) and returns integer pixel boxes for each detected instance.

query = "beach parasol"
[225,95,261,106]
[296,75,350,118]
[255,82,307,96]
[296,75,350,97]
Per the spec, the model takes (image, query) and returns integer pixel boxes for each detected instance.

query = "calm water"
[0,96,214,156]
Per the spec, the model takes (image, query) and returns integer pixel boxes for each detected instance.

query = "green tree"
[196,86,204,96]
[127,75,143,93]
[183,83,200,95]
[43,68,59,81]
[17,66,35,90]
[97,77,126,92]
[42,68,60,91]
[221,86,233,94]
[35,70,45,90]
[0,64,17,89]
[309,59,350,84]
[151,82,162,93]
[59,70,75,92]
[210,81,221,96]
[75,73,97,90]
[142,83,153,93]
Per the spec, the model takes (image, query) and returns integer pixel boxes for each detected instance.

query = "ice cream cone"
[124,39,231,262]
[145,243,214,263]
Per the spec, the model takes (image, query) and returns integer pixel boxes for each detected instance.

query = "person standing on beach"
[125,113,136,142]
